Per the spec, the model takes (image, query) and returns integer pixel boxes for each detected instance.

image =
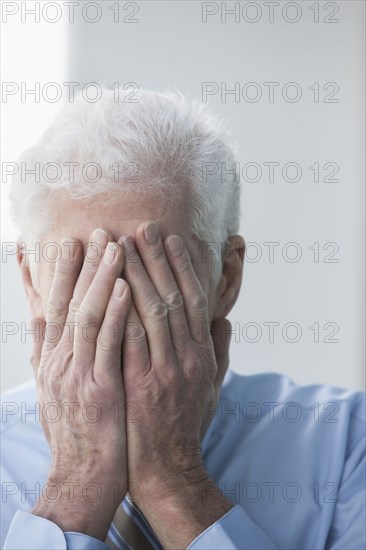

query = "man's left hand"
[119,221,233,547]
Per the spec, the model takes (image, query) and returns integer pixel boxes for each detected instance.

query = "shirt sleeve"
[188,433,366,550]
[325,433,366,549]
[187,505,278,549]
[3,510,110,550]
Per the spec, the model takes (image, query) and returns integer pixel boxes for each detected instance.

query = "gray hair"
[10,87,241,287]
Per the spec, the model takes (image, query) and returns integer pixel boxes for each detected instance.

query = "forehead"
[46,190,190,244]
[37,191,217,300]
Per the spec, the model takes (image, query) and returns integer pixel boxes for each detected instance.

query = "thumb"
[29,317,46,377]
[210,317,232,391]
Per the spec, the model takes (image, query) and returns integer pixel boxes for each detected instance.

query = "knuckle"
[183,356,201,381]
[47,299,65,318]
[175,259,191,274]
[74,303,94,323]
[48,372,64,388]
[163,289,183,310]
[68,297,81,317]
[97,336,115,353]
[192,291,208,313]
[106,301,123,319]
[44,365,66,391]
[145,297,168,319]
[148,246,165,262]
[163,365,179,388]
[98,323,120,350]
[143,375,161,401]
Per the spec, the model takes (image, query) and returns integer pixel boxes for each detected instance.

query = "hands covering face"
[30,221,231,510]
[119,222,231,501]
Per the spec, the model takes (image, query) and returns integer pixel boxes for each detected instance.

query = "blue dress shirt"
[1,370,365,549]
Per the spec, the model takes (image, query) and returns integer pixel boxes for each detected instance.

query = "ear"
[17,245,44,319]
[212,235,245,320]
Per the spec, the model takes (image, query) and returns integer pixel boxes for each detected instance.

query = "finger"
[44,238,83,353]
[211,318,231,395]
[30,317,46,378]
[119,235,174,366]
[164,235,209,344]
[65,228,112,329]
[93,278,132,388]
[123,302,150,381]
[73,242,125,370]
[134,221,190,353]
[29,317,51,444]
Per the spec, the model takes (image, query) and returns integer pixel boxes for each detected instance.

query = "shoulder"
[218,370,365,452]
[222,369,365,420]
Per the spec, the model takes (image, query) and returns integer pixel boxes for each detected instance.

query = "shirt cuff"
[3,510,110,550]
[187,505,278,549]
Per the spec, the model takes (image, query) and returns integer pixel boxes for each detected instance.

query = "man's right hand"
[30,228,131,542]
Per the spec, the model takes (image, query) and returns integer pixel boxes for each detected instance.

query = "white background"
[1,1,365,392]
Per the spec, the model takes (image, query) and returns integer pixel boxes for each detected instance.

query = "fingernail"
[104,242,118,264]
[119,235,137,262]
[166,235,183,257]
[113,278,126,297]
[119,235,134,248]
[144,222,159,245]
[91,228,109,249]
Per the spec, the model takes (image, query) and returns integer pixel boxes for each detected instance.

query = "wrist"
[32,471,126,541]
[136,472,234,548]
[134,456,207,503]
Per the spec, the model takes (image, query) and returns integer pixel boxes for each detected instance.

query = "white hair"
[10,87,241,287]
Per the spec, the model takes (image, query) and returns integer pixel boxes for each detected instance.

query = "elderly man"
[1,89,365,550]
